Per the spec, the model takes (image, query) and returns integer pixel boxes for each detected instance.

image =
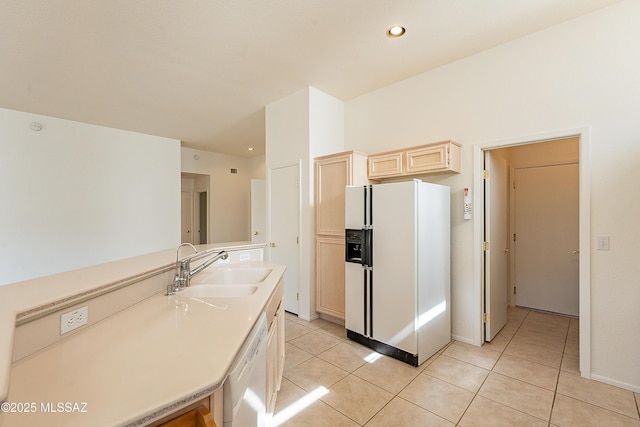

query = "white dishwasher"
[223,312,267,427]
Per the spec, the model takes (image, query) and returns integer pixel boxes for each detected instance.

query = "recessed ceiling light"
[386,25,406,38]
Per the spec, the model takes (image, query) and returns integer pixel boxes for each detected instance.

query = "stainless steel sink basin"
[180,284,258,298]
[193,267,272,285]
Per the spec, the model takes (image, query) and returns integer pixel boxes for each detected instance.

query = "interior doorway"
[477,129,590,378]
[181,173,210,245]
[484,137,579,339]
[196,191,208,244]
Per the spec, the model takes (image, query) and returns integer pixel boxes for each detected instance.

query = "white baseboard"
[451,334,476,346]
[590,374,640,393]
[295,312,317,322]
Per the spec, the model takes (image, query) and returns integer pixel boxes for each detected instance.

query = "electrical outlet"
[60,306,89,335]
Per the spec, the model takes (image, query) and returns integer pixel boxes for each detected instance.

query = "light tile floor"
[272,307,640,426]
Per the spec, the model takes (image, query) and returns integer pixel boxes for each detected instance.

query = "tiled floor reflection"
[273,307,640,426]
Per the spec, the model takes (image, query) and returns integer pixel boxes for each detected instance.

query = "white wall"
[249,154,266,179]
[266,87,344,320]
[181,147,260,243]
[345,0,640,390]
[0,108,180,286]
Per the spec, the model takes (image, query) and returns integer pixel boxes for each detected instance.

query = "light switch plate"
[597,236,610,251]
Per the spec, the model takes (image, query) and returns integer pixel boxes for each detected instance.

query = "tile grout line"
[548,311,575,425]
[518,309,561,426]
[283,309,640,426]
[287,328,459,425]
[548,320,565,427]
[451,309,527,425]
[455,309,562,425]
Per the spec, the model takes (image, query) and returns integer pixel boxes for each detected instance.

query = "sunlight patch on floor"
[271,386,329,426]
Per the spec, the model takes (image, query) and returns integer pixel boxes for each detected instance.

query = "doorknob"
[504,248,510,254]
[572,250,579,254]
[254,231,259,235]
[269,242,277,247]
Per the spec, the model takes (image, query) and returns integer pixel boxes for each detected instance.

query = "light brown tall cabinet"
[314,151,372,320]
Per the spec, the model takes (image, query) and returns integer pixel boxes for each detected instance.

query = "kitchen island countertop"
[0,242,283,426]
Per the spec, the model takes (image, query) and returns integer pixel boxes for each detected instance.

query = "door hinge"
[483,170,489,179]
[484,241,490,251]
[296,236,299,244]
[514,286,517,294]
[296,292,299,301]
[483,313,490,323]
[513,233,516,242]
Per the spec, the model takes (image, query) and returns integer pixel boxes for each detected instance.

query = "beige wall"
[0,108,180,286]
[493,137,579,168]
[265,87,345,320]
[181,147,263,243]
[345,1,640,391]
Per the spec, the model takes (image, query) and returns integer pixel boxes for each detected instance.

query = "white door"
[269,165,299,314]
[484,152,509,341]
[514,164,579,316]
[181,191,193,244]
[251,179,266,244]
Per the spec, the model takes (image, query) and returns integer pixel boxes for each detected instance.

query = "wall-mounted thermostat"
[464,187,472,220]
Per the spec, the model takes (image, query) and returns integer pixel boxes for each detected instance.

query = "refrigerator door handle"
[363,269,368,336]
[362,228,373,268]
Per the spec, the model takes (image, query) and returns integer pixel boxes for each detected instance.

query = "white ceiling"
[0,0,620,157]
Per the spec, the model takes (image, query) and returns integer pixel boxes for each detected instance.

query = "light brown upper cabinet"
[315,151,370,236]
[368,140,461,179]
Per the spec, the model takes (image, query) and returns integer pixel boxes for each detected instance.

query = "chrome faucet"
[166,245,228,295]
[168,243,198,294]
[185,250,229,286]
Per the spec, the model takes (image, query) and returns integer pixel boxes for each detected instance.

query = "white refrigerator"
[344,180,450,366]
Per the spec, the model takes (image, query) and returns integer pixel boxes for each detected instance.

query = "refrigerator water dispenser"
[345,229,363,263]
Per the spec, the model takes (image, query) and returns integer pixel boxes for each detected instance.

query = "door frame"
[473,127,591,379]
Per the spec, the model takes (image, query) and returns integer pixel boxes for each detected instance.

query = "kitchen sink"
[179,284,258,298]
[193,267,272,285]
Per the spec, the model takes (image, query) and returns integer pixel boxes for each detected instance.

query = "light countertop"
[0,242,284,426]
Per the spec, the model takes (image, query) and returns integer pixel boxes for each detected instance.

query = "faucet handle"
[166,283,175,296]
[173,273,186,291]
